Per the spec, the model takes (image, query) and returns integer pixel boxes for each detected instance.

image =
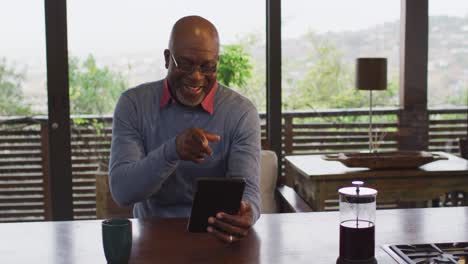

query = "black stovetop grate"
[382,242,468,264]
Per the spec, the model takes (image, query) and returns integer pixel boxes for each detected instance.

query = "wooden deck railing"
[427,108,468,153]
[0,107,466,222]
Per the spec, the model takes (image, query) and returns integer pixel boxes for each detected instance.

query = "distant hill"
[15,15,468,113]
[249,15,468,106]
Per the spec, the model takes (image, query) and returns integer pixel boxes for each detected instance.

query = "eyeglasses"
[171,53,217,74]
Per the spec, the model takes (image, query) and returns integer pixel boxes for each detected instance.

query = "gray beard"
[174,88,206,107]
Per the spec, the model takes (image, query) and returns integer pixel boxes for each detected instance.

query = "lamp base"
[337,256,377,264]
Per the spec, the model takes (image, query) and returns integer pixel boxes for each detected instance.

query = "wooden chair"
[260,150,312,213]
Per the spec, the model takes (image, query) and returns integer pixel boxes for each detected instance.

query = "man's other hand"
[176,127,220,163]
[207,201,254,243]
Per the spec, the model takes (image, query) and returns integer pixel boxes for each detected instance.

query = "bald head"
[164,16,220,107]
[169,16,219,53]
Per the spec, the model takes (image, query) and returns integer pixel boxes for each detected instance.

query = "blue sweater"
[109,80,261,221]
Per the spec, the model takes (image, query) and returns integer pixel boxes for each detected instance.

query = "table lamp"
[356,58,387,153]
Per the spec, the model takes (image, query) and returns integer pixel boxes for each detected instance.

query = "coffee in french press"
[337,181,378,264]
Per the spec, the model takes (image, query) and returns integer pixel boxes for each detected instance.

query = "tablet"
[187,177,246,233]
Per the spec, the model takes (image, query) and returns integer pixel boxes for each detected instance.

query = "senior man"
[109,15,261,243]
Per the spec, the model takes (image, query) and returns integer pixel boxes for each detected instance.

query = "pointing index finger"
[203,131,221,142]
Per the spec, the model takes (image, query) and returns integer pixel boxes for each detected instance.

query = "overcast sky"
[1,0,467,59]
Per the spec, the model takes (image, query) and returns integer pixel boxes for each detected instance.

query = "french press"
[337,181,378,264]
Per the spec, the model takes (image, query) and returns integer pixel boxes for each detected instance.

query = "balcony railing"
[0,107,466,222]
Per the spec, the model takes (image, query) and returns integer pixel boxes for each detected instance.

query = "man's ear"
[164,49,170,69]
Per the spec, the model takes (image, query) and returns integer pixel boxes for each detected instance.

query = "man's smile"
[183,85,204,97]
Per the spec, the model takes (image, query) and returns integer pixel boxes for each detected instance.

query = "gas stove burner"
[382,242,468,264]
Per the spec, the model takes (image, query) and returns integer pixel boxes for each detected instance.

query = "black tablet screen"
[187,177,245,233]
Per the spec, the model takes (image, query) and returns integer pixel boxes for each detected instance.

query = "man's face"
[165,37,219,107]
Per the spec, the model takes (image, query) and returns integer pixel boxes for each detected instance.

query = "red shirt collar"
[160,79,217,115]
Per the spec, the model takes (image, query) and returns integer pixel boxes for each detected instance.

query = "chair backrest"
[260,150,279,213]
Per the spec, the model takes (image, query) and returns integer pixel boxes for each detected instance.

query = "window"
[282,1,400,111]
[0,2,47,115]
[67,0,266,113]
[428,0,468,155]
[0,1,48,222]
[67,0,266,219]
[428,1,468,107]
[280,1,401,155]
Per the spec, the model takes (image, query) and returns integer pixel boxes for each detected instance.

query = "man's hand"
[176,127,220,163]
[207,201,254,243]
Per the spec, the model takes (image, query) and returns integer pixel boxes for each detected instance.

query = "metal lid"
[338,181,378,197]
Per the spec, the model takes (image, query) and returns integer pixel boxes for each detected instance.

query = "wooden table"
[285,152,468,211]
[0,207,467,263]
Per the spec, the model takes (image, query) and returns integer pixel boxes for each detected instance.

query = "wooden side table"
[285,152,468,211]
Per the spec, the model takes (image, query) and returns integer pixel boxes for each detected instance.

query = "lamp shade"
[356,58,387,90]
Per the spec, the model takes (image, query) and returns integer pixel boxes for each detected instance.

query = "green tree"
[284,33,360,110]
[0,58,33,116]
[284,32,399,111]
[446,82,468,106]
[217,45,253,88]
[69,54,128,115]
[217,41,266,111]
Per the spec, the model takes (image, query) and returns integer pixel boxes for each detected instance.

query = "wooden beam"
[398,0,429,150]
[44,0,74,220]
[266,0,282,176]
[40,123,52,221]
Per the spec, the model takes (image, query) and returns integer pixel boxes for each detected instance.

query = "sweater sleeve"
[108,94,179,206]
[226,106,262,223]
